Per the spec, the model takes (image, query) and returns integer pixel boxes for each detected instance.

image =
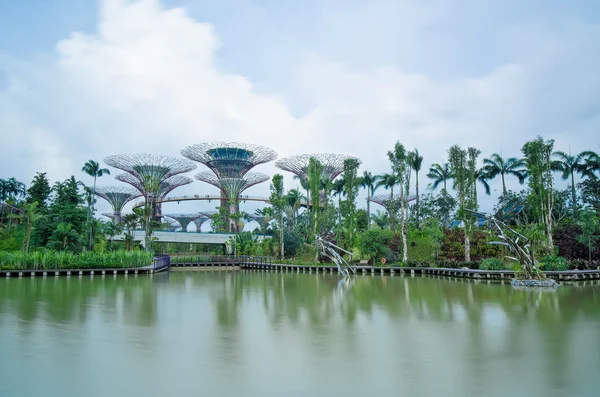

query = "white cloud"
[0,0,599,218]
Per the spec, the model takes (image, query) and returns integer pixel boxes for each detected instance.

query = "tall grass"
[0,251,153,270]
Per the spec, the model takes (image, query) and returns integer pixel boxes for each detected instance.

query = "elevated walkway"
[113,230,271,245]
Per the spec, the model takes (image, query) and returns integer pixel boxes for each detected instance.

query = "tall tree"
[270,174,286,260]
[331,178,345,209]
[359,171,380,227]
[552,150,596,221]
[448,145,477,261]
[427,163,452,193]
[308,157,324,237]
[482,153,527,195]
[286,188,303,227]
[408,149,424,228]
[0,177,26,202]
[388,142,411,262]
[82,160,110,250]
[340,158,361,249]
[22,202,44,252]
[522,136,555,251]
[26,172,52,210]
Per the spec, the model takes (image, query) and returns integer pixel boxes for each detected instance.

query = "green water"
[1,271,599,397]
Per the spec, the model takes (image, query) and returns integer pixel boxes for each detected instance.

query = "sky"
[1,0,599,227]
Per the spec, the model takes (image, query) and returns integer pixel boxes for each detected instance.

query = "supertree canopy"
[164,213,202,232]
[275,153,358,182]
[195,172,269,200]
[115,173,194,200]
[181,142,277,179]
[369,194,416,213]
[193,214,209,232]
[95,186,141,224]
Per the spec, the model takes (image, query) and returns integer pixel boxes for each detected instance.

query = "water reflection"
[1,272,599,397]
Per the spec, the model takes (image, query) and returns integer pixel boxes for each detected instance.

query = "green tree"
[357,228,394,264]
[408,149,424,228]
[286,188,303,227]
[308,157,324,237]
[0,177,26,202]
[448,145,477,261]
[331,178,345,209]
[82,160,110,250]
[552,150,596,221]
[522,136,555,251]
[482,153,527,195]
[427,163,452,193]
[359,171,380,227]
[576,209,600,261]
[270,174,286,260]
[26,172,52,209]
[48,222,82,251]
[388,142,411,262]
[340,158,361,249]
[22,202,44,252]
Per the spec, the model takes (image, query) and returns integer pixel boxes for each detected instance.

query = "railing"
[152,255,171,272]
[168,255,273,266]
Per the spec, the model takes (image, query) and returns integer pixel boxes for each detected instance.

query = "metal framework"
[369,194,415,212]
[101,212,117,222]
[95,186,141,224]
[115,173,193,200]
[105,154,197,185]
[164,213,203,232]
[193,214,210,232]
[181,142,277,179]
[315,236,355,277]
[195,172,269,200]
[275,153,357,182]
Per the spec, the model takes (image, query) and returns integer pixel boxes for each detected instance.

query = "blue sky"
[1,0,599,221]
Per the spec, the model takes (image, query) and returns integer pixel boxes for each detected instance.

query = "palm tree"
[582,151,600,179]
[427,163,452,193]
[376,173,398,199]
[552,150,595,221]
[22,202,44,252]
[286,189,303,226]
[82,160,110,250]
[472,168,491,208]
[408,150,423,228]
[0,177,26,202]
[331,178,345,208]
[359,171,380,227]
[482,153,527,195]
[293,175,311,204]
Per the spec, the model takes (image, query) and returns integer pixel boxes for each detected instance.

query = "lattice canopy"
[275,153,358,182]
[195,172,269,199]
[181,142,277,179]
[95,186,141,213]
[105,154,196,196]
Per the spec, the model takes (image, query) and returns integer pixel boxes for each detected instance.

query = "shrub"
[358,229,394,264]
[480,258,505,271]
[0,250,152,270]
[539,255,568,271]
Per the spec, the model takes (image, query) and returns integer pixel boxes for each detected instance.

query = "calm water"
[1,271,599,397]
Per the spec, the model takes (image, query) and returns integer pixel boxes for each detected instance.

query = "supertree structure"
[95,186,141,224]
[369,194,416,213]
[115,173,193,219]
[164,213,202,232]
[101,212,117,222]
[181,142,277,179]
[247,214,270,232]
[196,172,269,232]
[193,212,214,232]
[275,153,357,182]
[104,154,196,249]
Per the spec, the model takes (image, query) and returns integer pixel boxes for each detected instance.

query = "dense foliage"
[1,137,599,273]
